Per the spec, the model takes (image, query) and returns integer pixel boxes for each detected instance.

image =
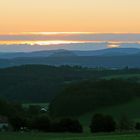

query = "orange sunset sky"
[0,0,140,33]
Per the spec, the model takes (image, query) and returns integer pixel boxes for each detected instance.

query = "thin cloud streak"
[1,33,140,42]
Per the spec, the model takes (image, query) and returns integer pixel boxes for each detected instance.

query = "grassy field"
[22,103,49,109]
[79,98,140,127]
[102,74,140,81]
[0,132,140,140]
[22,98,140,128]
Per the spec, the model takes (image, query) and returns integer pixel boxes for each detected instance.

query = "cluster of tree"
[51,118,83,133]
[90,114,116,132]
[6,109,140,133]
[90,113,140,133]
[50,79,140,117]
[0,99,24,118]
[9,115,83,133]
[1,98,140,133]
[0,99,82,133]
[0,65,140,103]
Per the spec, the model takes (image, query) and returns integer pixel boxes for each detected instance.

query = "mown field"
[0,132,140,140]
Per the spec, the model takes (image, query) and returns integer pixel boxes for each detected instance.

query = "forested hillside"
[50,79,140,117]
[0,65,94,102]
[0,65,140,102]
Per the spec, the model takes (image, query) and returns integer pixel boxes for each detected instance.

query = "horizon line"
[2,32,140,35]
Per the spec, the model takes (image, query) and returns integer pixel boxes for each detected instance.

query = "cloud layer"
[1,33,140,42]
[0,33,140,52]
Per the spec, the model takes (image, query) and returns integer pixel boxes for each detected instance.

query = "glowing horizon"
[3,32,140,35]
[0,40,96,45]
[1,32,140,47]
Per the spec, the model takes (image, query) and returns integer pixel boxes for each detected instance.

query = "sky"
[0,0,140,51]
[0,0,140,33]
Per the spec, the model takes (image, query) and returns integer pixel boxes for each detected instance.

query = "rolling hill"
[1,55,140,68]
[49,79,140,117]
[0,48,140,59]
[0,48,140,68]
[1,48,140,68]
[0,65,97,102]
[79,98,140,127]
[0,65,140,102]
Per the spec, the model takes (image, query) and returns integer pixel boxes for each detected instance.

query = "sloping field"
[80,98,140,127]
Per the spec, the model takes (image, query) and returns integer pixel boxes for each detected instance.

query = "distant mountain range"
[0,48,140,59]
[0,48,140,68]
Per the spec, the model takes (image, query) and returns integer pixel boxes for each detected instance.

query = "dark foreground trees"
[135,122,140,130]
[9,116,27,131]
[90,114,116,133]
[1,98,140,133]
[90,113,137,133]
[0,98,83,133]
[30,115,51,132]
[51,118,83,133]
[118,114,134,132]
[29,117,83,133]
[9,114,83,133]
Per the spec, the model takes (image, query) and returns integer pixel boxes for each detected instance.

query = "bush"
[135,122,140,130]
[90,114,116,133]
[118,114,134,131]
[31,115,51,132]
[51,118,83,133]
[9,116,27,131]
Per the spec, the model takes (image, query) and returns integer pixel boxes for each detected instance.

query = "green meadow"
[0,133,140,140]
[79,98,140,127]
[22,103,49,109]
[102,74,140,81]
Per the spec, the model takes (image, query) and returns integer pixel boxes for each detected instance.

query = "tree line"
[0,99,140,133]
